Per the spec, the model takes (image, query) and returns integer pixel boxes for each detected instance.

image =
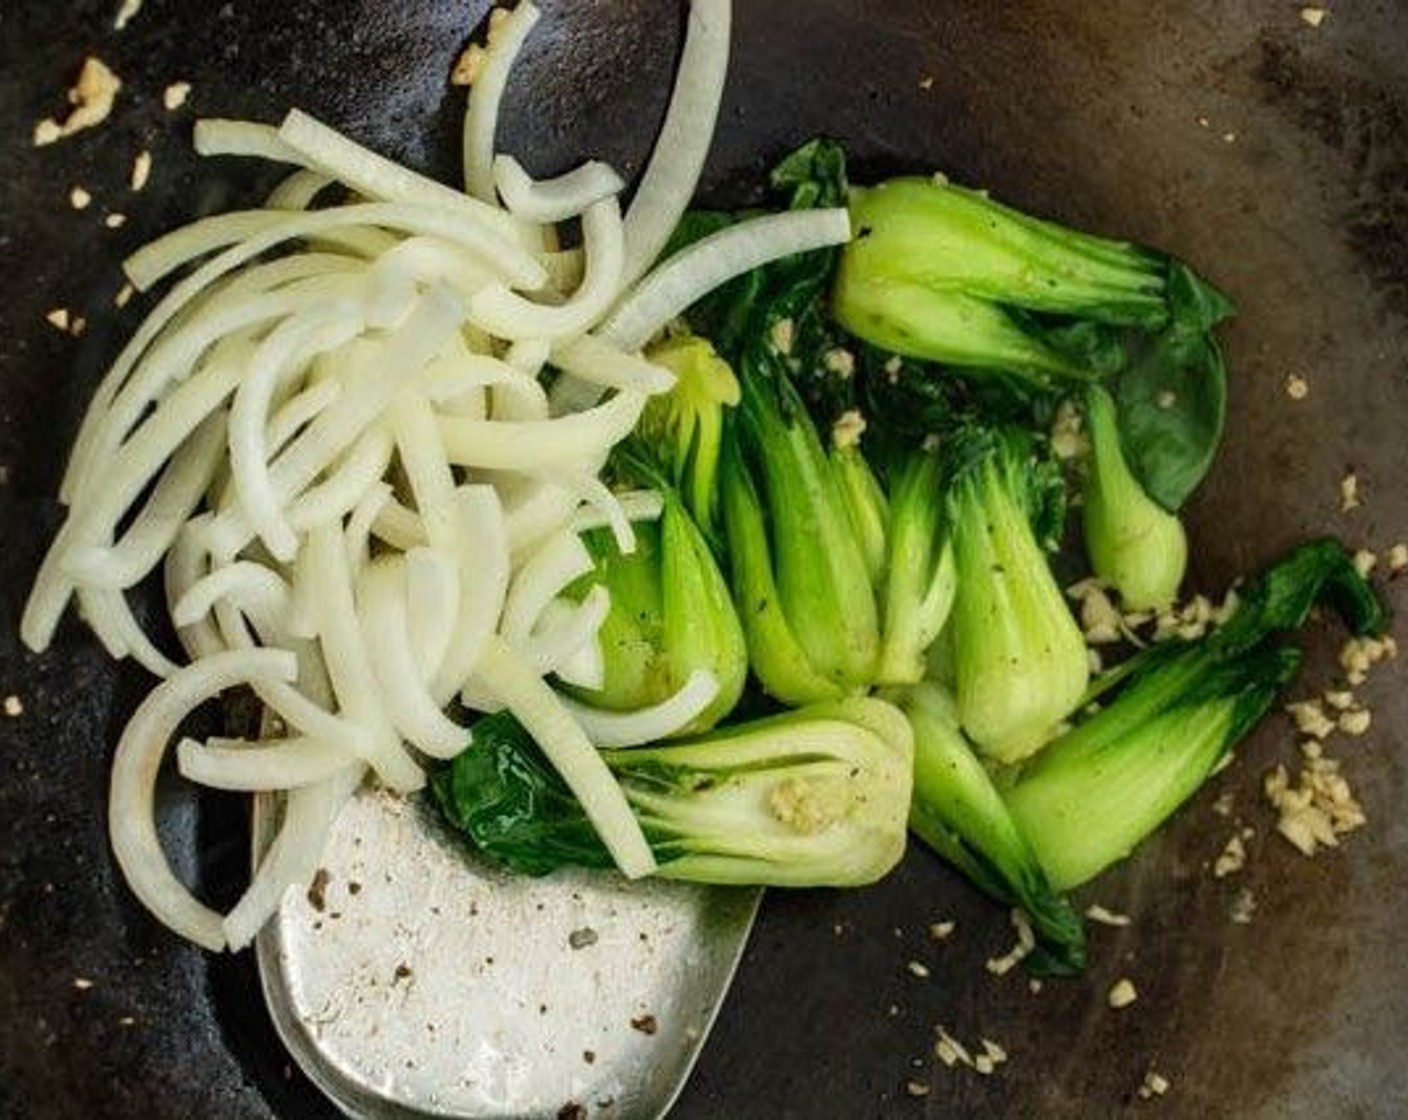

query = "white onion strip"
[223,764,363,950]
[63,411,227,590]
[602,208,852,351]
[265,379,340,455]
[492,154,625,224]
[552,333,676,396]
[429,486,511,704]
[177,735,354,790]
[473,634,655,878]
[463,1,542,201]
[278,109,535,248]
[264,168,335,211]
[470,197,624,341]
[194,119,305,164]
[358,558,468,758]
[109,648,299,952]
[437,389,646,470]
[561,669,720,748]
[520,586,610,676]
[619,0,732,289]
[571,489,664,533]
[502,529,594,644]
[404,547,459,683]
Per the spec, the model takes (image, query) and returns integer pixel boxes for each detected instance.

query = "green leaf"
[429,713,613,876]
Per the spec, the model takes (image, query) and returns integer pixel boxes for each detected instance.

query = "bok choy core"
[1081,383,1188,610]
[432,697,915,887]
[946,425,1088,762]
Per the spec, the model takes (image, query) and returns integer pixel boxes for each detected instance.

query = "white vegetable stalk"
[463,1,542,201]
[436,389,646,470]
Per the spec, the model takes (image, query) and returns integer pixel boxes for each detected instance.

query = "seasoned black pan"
[3,2,1407,1116]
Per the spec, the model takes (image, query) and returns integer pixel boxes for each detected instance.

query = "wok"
[2,1,1406,1116]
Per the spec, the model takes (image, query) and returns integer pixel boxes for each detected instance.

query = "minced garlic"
[33,57,122,146]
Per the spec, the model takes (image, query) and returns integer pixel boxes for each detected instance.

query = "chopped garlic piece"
[928,920,956,941]
[33,57,122,146]
[985,909,1035,976]
[69,186,92,210]
[906,960,930,979]
[1388,543,1408,573]
[104,213,127,229]
[831,409,866,450]
[1322,689,1355,712]
[451,43,487,86]
[45,308,70,331]
[934,1025,972,1068]
[1337,708,1371,737]
[1138,1070,1171,1099]
[115,283,134,309]
[1085,904,1132,927]
[1107,978,1138,1009]
[3,694,23,717]
[130,149,152,192]
[1339,471,1361,512]
[163,81,192,110]
[1300,6,1327,28]
[1213,834,1246,878]
[823,348,856,379]
[1285,373,1309,400]
[1265,755,1366,856]
[114,0,143,30]
[1352,549,1377,578]
[770,317,795,355]
[1230,887,1256,925]
[1285,699,1335,740]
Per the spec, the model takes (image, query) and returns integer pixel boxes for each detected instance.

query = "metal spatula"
[253,786,760,1119]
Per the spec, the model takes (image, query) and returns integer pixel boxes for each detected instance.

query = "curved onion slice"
[463,1,542,202]
[492,154,624,224]
[560,669,721,748]
[109,648,299,951]
[176,735,354,790]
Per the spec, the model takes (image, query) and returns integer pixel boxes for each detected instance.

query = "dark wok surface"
[3,2,1408,1117]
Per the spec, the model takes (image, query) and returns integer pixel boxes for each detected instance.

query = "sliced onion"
[357,557,468,758]
[265,379,340,455]
[264,168,335,210]
[230,311,366,560]
[463,1,542,201]
[63,411,227,590]
[437,389,645,470]
[283,425,394,539]
[501,477,578,559]
[370,499,427,551]
[404,547,459,682]
[602,208,852,351]
[468,196,624,341]
[473,634,655,878]
[519,586,610,677]
[390,391,457,552]
[549,469,636,555]
[619,0,732,288]
[304,523,424,789]
[343,481,391,585]
[109,647,299,952]
[194,119,304,164]
[560,669,720,748]
[222,764,363,950]
[551,333,676,396]
[492,154,625,224]
[570,489,664,533]
[164,518,227,660]
[501,529,594,644]
[429,486,511,704]
[177,735,354,790]
[78,587,179,676]
[277,108,536,248]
